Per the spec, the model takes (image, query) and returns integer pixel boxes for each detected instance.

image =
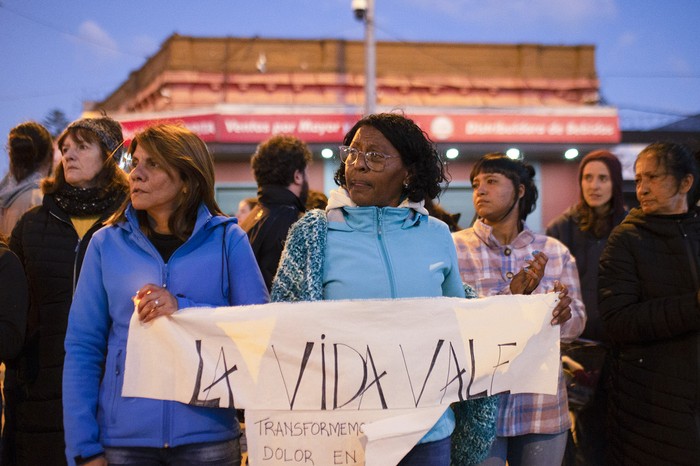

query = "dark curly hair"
[470,153,538,222]
[251,135,312,186]
[334,113,448,202]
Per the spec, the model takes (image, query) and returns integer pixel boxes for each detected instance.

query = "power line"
[0,79,123,103]
[0,3,147,59]
[601,74,700,79]
[614,105,695,117]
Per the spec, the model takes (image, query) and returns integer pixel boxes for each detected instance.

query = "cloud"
[607,31,637,56]
[667,55,692,75]
[76,20,120,61]
[616,32,637,48]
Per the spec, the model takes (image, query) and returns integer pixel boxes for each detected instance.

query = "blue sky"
[1,0,699,174]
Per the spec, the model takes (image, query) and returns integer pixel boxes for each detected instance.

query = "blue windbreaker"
[63,203,269,464]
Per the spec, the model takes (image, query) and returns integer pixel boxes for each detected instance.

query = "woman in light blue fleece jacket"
[272,112,498,466]
[62,124,268,466]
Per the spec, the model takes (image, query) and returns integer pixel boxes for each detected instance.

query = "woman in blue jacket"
[62,124,269,466]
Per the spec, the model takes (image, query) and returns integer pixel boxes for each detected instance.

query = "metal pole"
[364,0,376,115]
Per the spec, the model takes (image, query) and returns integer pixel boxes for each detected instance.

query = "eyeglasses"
[338,145,400,172]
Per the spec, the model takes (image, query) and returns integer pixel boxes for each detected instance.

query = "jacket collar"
[325,188,426,231]
[258,185,305,211]
[623,205,700,237]
[326,187,428,221]
[121,202,232,237]
[473,218,536,249]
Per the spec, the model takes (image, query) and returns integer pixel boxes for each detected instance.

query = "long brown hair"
[575,150,625,237]
[108,123,223,240]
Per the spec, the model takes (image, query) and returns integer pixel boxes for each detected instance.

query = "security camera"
[352,0,367,20]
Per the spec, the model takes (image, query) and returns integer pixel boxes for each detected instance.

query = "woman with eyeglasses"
[271,112,498,466]
[599,142,700,464]
[3,116,130,466]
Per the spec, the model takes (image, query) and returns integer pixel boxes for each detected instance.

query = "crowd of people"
[0,111,698,466]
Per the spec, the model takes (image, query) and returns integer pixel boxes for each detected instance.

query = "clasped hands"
[509,251,572,326]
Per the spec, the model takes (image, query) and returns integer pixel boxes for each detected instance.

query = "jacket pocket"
[110,349,123,424]
[99,348,123,427]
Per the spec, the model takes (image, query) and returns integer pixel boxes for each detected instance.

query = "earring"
[403,180,409,188]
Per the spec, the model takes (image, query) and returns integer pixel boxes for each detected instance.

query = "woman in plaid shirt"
[452,153,586,466]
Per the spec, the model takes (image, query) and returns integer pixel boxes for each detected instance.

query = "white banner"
[123,294,560,465]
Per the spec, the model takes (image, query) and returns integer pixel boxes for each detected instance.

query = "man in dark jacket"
[240,134,312,291]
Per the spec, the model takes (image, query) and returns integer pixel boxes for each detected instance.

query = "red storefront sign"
[119,111,620,144]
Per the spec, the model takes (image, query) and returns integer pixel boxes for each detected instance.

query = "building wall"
[91,35,612,233]
[97,35,599,114]
[540,161,580,226]
[215,160,254,183]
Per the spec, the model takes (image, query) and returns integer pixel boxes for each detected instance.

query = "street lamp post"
[352,0,376,115]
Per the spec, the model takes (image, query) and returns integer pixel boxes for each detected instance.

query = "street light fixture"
[352,0,367,19]
[506,148,521,160]
[352,0,376,115]
[564,148,580,160]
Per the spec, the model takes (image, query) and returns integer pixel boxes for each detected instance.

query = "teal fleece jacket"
[272,203,497,463]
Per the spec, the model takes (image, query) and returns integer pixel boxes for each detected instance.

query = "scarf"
[53,184,122,217]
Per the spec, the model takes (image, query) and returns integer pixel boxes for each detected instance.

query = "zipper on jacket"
[375,209,397,297]
[678,221,700,289]
[72,239,81,293]
[163,399,172,448]
[133,230,174,448]
[162,263,169,290]
[50,210,83,294]
[683,215,700,432]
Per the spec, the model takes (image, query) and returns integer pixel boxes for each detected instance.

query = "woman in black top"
[3,116,128,466]
[599,142,700,465]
